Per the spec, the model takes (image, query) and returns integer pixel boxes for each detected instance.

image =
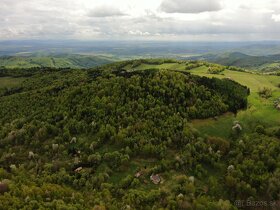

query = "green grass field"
[130,62,280,138]
[189,66,280,137]
[189,66,279,92]
[124,62,187,71]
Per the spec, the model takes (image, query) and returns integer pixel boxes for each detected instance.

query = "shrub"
[207,66,225,74]
[258,87,272,98]
[207,136,230,154]
[255,125,265,134]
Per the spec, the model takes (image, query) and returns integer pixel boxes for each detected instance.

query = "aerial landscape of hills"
[0,56,279,209]
[1,0,280,209]
[1,41,280,74]
[0,54,116,69]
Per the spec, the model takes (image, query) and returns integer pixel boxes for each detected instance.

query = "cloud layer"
[88,5,126,17]
[160,0,222,13]
[0,0,280,41]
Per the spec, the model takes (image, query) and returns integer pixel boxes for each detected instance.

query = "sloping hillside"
[0,60,280,209]
[191,52,280,72]
[0,54,117,69]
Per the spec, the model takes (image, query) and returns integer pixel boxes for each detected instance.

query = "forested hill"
[0,62,249,122]
[1,60,279,209]
[0,54,116,69]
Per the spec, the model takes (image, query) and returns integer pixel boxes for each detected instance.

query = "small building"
[74,167,83,173]
[150,174,161,185]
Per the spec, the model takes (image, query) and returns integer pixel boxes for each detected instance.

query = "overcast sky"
[1,0,280,41]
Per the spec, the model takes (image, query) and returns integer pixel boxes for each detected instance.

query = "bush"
[207,66,225,74]
[258,87,272,98]
[255,125,265,134]
[207,136,230,154]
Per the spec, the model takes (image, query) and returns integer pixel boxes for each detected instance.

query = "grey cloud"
[0,0,280,41]
[160,0,222,13]
[91,10,280,40]
[88,5,126,18]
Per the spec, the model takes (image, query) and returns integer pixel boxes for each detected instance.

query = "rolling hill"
[0,54,117,69]
[0,59,280,209]
[190,52,280,73]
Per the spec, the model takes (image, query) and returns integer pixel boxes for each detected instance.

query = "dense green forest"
[0,60,279,209]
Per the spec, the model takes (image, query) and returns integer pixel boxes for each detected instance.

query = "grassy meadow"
[188,66,280,136]
[128,62,280,138]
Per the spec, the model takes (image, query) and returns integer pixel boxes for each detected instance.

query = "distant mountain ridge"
[190,52,280,72]
[0,54,117,69]
[2,51,280,73]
